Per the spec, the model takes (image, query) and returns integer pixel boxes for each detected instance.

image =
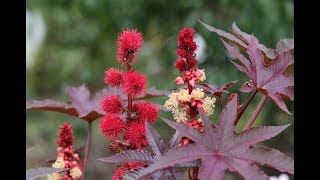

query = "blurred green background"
[26,0,294,179]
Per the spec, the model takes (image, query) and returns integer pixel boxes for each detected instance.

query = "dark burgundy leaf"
[145,123,165,156]
[97,150,154,164]
[26,84,109,122]
[97,122,198,179]
[200,21,294,67]
[222,38,294,114]
[26,167,68,180]
[198,19,248,52]
[134,87,170,100]
[27,84,169,122]
[130,95,293,179]
[198,81,238,97]
[168,131,182,149]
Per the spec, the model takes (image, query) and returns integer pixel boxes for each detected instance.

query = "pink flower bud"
[189,79,195,87]
[174,77,185,84]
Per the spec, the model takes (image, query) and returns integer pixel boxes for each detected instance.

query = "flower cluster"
[99,29,159,179]
[165,27,216,148]
[175,27,198,71]
[164,88,216,123]
[175,69,206,87]
[47,123,82,180]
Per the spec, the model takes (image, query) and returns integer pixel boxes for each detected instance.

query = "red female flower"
[124,122,148,149]
[99,114,126,139]
[122,71,147,96]
[100,95,123,114]
[104,68,124,87]
[116,29,144,64]
[175,58,187,72]
[132,102,159,123]
[112,166,127,180]
[176,27,198,71]
[57,123,73,148]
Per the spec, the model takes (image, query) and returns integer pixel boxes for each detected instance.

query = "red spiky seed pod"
[112,166,127,180]
[116,29,144,64]
[99,114,126,139]
[122,71,147,96]
[132,102,159,123]
[104,68,124,87]
[100,95,123,114]
[124,122,148,149]
[123,162,145,170]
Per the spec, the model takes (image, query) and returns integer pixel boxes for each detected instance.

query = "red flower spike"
[175,58,187,71]
[112,166,127,180]
[176,27,198,70]
[187,58,198,68]
[124,122,148,149]
[99,114,126,139]
[57,123,73,148]
[104,68,124,87]
[116,29,144,64]
[100,95,123,114]
[132,102,159,123]
[122,71,147,96]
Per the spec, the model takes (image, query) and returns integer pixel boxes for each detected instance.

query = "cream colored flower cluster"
[47,156,82,180]
[164,88,216,123]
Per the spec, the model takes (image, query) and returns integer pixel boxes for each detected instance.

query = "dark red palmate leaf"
[126,95,293,179]
[199,20,294,76]
[197,81,238,97]
[26,85,169,122]
[222,37,294,114]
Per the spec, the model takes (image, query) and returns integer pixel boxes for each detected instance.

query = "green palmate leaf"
[26,167,68,180]
[129,95,293,179]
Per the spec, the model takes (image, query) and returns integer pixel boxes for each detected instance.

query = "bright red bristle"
[99,114,126,139]
[122,71,147,97]
[123,162,145,170]
[104,68,124,87]
[112,166,127,180]
[100,95,123,114]
[124,122,148,149]
[116,29,144,64]
[132,102,159,123]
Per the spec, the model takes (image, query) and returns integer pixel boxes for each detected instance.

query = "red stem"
[219,96,223,112]
[243,95,268,131]
[81,122,92,180]
[234,90,258,126]
[126,63,133,115]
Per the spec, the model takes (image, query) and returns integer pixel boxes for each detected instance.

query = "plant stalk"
[81,121,92,180]
[234,90,258,125]
[243,95,268,131]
